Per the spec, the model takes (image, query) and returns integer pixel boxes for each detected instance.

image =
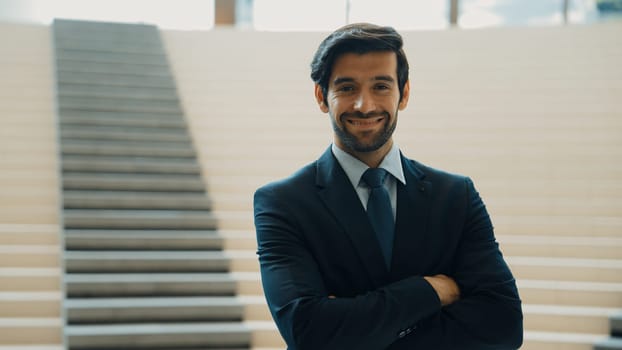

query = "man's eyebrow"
[373,75,395,83]
[332,77,355,86]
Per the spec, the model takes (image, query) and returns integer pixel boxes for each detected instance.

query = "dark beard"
[332,111,397,153]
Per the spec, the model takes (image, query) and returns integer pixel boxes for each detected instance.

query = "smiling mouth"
[346,116,385,126]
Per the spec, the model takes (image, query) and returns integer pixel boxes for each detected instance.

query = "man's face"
[315,51,409,156]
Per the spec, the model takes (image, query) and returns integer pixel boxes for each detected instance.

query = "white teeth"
[349,118,382,126]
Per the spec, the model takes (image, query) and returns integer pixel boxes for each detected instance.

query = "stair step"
[54,30,162,50]
[245,321,285,348]
[61,123,192,137]
[61,126,191,142]
[54,33,160,49]
[56,48,169,67]
[507,257,622,283]
[523,304,621,334]
[524,331,608,350]
[57,70,176,89]
[61,123,189,136]
[62,157,200,175]
[210,211,254,231]
[55,38,165,56]
[0,318,62,345]
[65,251,230,273]
[65,273,238,297]
[64,191,211,210]
[0,268,62,292]
[0,292,61,317]
[66,297,245,323]
[221,230,257,250]
[494,215,622,237]
[63,172,205,189]
[0,224,60,245]
[54,19,159,39]
[62,142,196,158]
[519,279,622,308]
[66,322,251,349]
[60,113,186,128]
[63,209,217,230]
[226,251,259,272]
[58,91,180,106]
[595,337,622,350]
[499,235,622,259]
[206,193,255,211]
[59,95,181,113]
[59,83,179,101]
[0,245,60,268]
[59,108,183,120]
[56,59,172,78]
[64,230,224,250]
[0,346,64,350]
[63,173,207,191]
[488,196,622,217]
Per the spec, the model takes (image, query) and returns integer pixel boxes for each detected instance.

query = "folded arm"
[255,186,441,350]
[407,178,523,349]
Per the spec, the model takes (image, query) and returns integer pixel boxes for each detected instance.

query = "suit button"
[398,330,407,338]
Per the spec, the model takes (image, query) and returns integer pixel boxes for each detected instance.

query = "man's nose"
[353,91,376,113]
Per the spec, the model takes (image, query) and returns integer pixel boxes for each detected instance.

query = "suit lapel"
[391,155,433,278]
[315,147,389,286]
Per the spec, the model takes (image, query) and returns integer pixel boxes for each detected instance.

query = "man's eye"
[375,84,390,90]
[338,86,354,92]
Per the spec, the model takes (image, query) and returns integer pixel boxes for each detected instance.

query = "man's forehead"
[329,52,398,84]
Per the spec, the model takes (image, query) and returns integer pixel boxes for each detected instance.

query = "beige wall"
[0,22,63,347]
[163,23,622,233]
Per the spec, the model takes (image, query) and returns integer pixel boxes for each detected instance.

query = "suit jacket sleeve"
[387,177,523,349]
[254,184,442,350]
[443,177,523,348]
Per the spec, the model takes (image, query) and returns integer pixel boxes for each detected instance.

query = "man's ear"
[314,84,329,113]
[398,80,410,111]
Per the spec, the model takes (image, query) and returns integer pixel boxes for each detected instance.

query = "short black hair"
[310,23,409,102]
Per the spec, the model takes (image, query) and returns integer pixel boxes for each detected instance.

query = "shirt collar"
[331,142,406,188]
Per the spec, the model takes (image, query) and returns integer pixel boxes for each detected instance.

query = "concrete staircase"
[54,19,251,349]
[0,22,64,350]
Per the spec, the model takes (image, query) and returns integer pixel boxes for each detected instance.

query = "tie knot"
[362,168,388,188]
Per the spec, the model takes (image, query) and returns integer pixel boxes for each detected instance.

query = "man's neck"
[335,139,393,168]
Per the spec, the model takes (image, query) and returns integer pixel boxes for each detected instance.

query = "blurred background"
[0,1,621,349]
[1,0,621,30]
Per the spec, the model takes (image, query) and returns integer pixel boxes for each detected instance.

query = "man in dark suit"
[254,23,523,349]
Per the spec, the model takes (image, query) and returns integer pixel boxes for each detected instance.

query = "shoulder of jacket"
[255,160,317,194]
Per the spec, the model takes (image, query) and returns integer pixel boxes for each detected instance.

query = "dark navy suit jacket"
[254,147,523,349]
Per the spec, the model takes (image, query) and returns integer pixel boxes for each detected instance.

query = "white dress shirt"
[331,142,406,220]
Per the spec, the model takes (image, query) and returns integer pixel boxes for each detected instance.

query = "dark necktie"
[362,168,394,269]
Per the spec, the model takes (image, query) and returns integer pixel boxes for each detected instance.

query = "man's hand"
[424,274,460,306]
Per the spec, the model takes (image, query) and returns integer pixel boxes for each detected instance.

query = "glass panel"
[253,0,346,31]
[0,0,215,30]
[459,0,599,29]
[348,0,449,30]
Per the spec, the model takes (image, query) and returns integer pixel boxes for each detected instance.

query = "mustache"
[340,111,389,119]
